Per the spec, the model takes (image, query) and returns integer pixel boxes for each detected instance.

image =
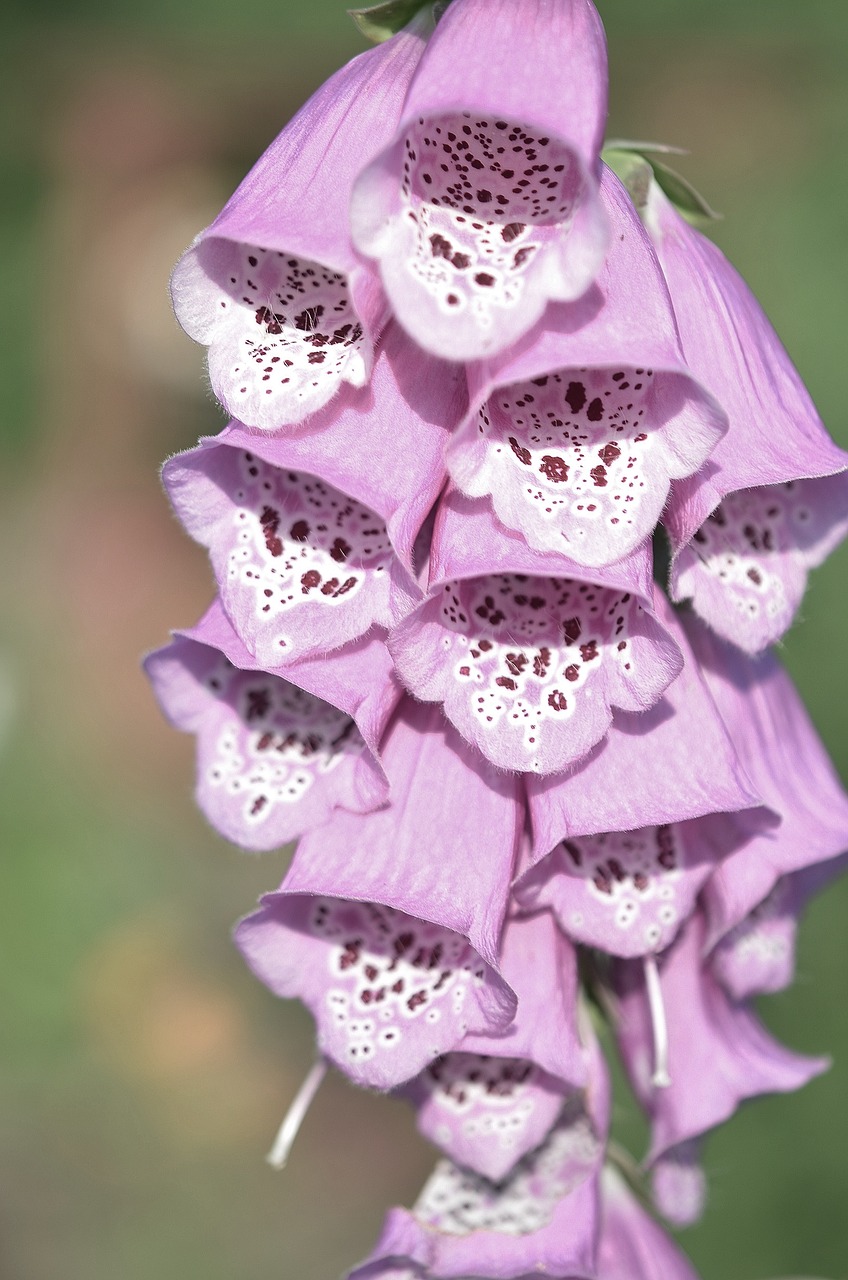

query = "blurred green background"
[0,1,846,1276]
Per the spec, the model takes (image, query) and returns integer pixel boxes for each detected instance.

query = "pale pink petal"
[178,597,402,764]
[516,815,752,959]
[647,183,848,651]
[447,166,726,566]
[526,590,761,854]
[390,500,681,773]
[163,441,419,666]
[351,0,610,360]
[672,475,848,654]
[611,912,829,1165]
[171,24,427,427]
[144,628,386,852]
[686,616,848,948]
[401,1055,570,1185]
[235,701,522,1089]
[599,1167,701,1280]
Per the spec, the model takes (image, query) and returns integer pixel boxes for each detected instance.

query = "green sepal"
[602,148,655,214]
[650,155,722,224]
[602,139,722,225]
[606,1141,654,1210]
[349,0,434,42]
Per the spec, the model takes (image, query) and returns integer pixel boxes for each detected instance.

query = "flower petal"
[351,0,610,359]
[611,912,829,1164]
[171,24,427,427]
[144,619,387,852]
[599,1166,702,1280]
[390,496,682,773]
[400,1053,571,1185]
[235,700,521,1089]
[348,1033,609,1280]
[447,166,726,566]
[686,616,848,948]
[163,440,419,666]
[647,183,848,651]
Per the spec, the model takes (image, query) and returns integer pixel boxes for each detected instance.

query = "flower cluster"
[146,1,848,1275]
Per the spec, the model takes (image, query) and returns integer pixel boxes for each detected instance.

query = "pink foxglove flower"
[610,910,828,1222]
[398,910,586,1181]
[350,0,610,360]
[162,325,464,668]
[346,1034,610,1280]
[684,613,848,950]
[170,22,430,429]
[147,3,848,1275]
[445,166,727,567]
[144,599,397,850]
[646,179,848,653]
[235,699,522,1089]
[389,492,682,774]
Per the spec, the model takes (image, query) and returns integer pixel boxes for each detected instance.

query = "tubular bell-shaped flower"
[446,166,727,567]
[515,592,766,956]
[235,700,522,1089]
[644,179,848,653]
[350,0,610,361]
[144,600,399,850]
[162,325,465,667]
[399,909,586,1181]
[347,1033,610,1280]
[684,613,848,951]
[708,854,846,1001]
[610,911,828,1198]
[170,19,430,428]
[389,492,682,774]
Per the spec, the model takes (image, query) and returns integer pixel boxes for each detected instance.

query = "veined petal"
[516,815,754,960]
[517,593,764,957]
[399,909,585,1180]
[709,855,847,1001]
[144,611,389,851]
[163,439,420,667]
[390,497,681,774]
[235,701,521,1089]
[670,474,848,654]
[171,23,428,428]
[401,1054,571,1187]
[459,911,586,1088]
[611,912,829,1165]
[351,0,610,360]
[347,1036,610,1280]
[686,615,848,948]
[179,597,402,756]
[447,167,727,566]
[526,591,761,847]
[646,182,848,651]
[599,1166,702,1280]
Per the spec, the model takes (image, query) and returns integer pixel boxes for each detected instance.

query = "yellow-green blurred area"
[0,0,846,1276]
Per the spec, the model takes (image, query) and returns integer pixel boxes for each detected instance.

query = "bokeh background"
[1,0,846,1276]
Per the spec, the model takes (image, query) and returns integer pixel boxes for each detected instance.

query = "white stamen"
[643,954,671,1089]
[266,1055,328,1170]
